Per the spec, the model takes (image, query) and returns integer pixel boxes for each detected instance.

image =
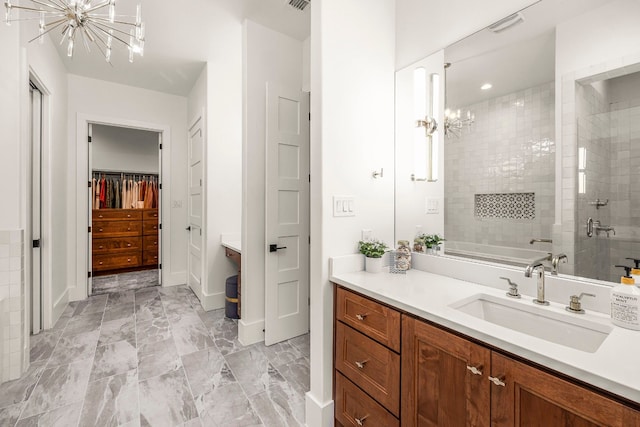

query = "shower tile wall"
[445,82,555,248]
[0,230,26,382]
[575,83,611,281]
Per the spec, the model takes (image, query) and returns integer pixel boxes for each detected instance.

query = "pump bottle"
[625,258,640,285]
[611,265,640,330]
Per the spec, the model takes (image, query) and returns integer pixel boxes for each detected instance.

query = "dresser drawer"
[143,235,159,251]
[142,220,159,236]
[93,237,141,254]
[335,322,400,416]
[225,247,241,265]
[93,252,141,271]
[143,250,159,266]
[336,287,401,352]
[93,209,142,221]
[335,373,398,427]
[143,209,159,220]
[93,221,142,238]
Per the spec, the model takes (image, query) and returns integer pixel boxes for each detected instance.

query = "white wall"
[241,20,304,344]
[307,0,396,424]
[67,75,188,300]
[24,30,70,327]
[92,125,159,174]
[395,0,537,70]
[395,51,445,243]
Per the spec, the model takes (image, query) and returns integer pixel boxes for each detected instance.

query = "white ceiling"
[444,0,616,108]
[45,0,310,96]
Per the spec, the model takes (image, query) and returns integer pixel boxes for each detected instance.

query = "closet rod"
[92,169,159,176]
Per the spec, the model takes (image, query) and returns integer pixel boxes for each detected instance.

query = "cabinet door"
[401,315,491,427]
[491,352,640,427]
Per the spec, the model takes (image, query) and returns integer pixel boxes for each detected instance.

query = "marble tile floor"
[92,269,160,295]
[0,285,310,427]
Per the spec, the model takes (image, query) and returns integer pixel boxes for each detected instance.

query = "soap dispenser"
[611,265,640,330]
[625,258,640,285]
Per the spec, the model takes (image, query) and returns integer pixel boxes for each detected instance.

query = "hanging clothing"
[99,178,106,209]
[92,172,159,210]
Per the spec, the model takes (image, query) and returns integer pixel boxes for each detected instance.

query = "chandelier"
[443,62,474,138]
[4,0,145,63]
[444,108,474,138]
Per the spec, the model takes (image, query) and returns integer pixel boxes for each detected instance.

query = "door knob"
[269,244,287,253]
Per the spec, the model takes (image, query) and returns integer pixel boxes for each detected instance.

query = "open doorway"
[88,124,162,295]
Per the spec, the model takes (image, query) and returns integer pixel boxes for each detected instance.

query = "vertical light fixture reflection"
[578,147,587,194]
[429,73,440,182]
[413,67,428,181]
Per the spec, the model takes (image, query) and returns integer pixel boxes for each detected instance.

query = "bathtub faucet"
[529,238,552,245]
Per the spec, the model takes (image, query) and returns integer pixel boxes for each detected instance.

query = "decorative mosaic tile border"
[474,193,535,220]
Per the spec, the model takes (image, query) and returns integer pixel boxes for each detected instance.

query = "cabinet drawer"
[143,209,159,220]
[93,221,142,238]
[143,250,159,266]
[225,247,241,265]
[143,235,159,251]
[143,220,159,236]
[335,373,399,427]
[93,237,141,254]
[336,287,401,352]
[336,322,400,416]
[92,209,142,221]
[93,252,141,271]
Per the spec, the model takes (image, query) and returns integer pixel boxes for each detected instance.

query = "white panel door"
[265,83,310,346]
[188,117,204,298]
[30,84,42,334]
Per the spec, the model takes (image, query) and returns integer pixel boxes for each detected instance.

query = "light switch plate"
[333,196,355,217]
[426,198,439,214]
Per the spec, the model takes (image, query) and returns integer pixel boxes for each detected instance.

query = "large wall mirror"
[395,0,640,285]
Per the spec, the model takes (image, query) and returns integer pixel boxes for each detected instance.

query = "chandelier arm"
[27,17,65,43]
[5,4,62,13]
[83,24,115,65]
[6,13,65,22]
[82,0,110,14]
[29,0,67,12]
[78,25,91,52]
[88,21,133,48]
[91,16,138,27]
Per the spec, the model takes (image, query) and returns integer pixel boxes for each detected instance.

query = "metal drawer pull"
[99,261,103,265]
[354,414,369,426]
[489,375,506,387]
[98,245,103,249]
[99,228,103,232]
[127,214,131,218]
[466,365,483,376]
[355,313,368,321]
[127,244,131,247]
[354,359,369,369]
[127,258,131,262]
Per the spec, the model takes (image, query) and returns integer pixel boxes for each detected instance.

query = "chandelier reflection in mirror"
[443,63,475,138]
[4,0,145,63]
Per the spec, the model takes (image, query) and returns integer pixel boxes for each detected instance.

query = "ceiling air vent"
[287,0,310,11]
[488,12,525,33]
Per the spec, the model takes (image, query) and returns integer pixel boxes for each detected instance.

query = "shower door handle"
[586,217,593,238]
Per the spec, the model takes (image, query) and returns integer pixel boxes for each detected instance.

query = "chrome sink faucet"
[524,254,552,306]
[551,253,568,275]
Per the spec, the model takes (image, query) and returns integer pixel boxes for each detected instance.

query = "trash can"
[225,275,239,319]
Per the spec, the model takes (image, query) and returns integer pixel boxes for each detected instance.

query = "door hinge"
[159,143,162,149]
[308,297,310,306]
[308,174,310,183]
[159,263,162,269]
[159,183,162,190]
[308,235,311,244]
[159,223,162,230]
[88,181,92,188]
[88,271,92,278]
[308,112,311,121]
[88,226,92,233]
[32,239,40,248]
[88,135,92,143]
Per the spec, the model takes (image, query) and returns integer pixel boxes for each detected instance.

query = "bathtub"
[444,241,551,267]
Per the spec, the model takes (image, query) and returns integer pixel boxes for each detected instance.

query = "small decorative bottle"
[396,240,412,271]
[413,226,424,253]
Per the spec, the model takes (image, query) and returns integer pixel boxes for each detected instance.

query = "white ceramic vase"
[365,256,383,273]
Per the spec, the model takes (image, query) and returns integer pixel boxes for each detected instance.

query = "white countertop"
[330,257,640,404]
[221,238,241,253]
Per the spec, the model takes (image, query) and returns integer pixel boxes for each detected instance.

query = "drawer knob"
[127,228,131,231]
[354,414,369,426]
[127,214,131,218]
[127,244,132,247]
[98,215,103,218]
[99,261,103,265]
[127,258,131,262]
[354,359,368,369]
[154,241,157,245]
[355,313,368,321]
[489,375,506,387]
[98,245,103,249]
[99,228,103,232]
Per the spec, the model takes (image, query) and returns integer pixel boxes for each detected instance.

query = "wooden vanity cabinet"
[335,285,640,427]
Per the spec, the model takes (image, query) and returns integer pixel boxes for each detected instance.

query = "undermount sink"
[450,294,612,353]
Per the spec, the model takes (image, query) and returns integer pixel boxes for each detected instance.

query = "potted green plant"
[420,234,445,255]
[358,239,388,273]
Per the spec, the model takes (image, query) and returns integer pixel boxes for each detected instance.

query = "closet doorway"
[89,124,162,295]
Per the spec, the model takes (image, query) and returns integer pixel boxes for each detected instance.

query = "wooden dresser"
[92,208,159,275]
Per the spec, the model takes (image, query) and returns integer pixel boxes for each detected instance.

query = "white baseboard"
[304,392,334,427]
[201,290,224,311]
[51,288,69,327]
[238,318,265,346]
